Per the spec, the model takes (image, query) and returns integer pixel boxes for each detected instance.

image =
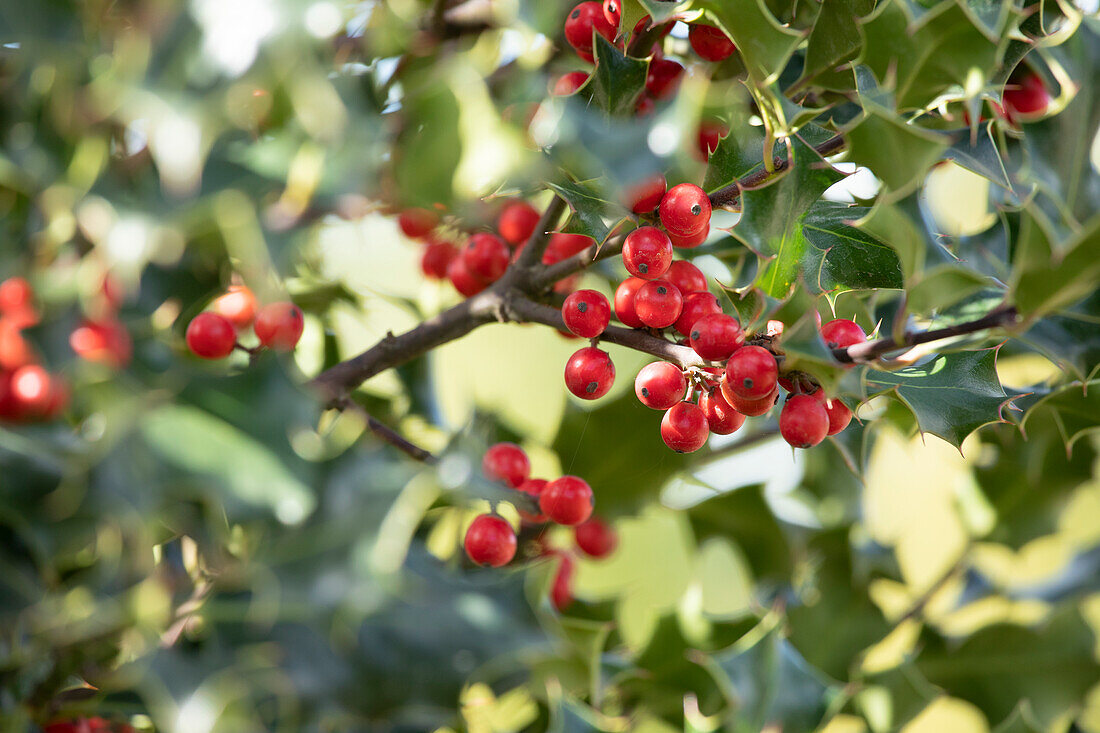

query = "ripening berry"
[462,233,510,282]
[724,345,778,400]
[690,313,744,361]
[613,277,647,328]
[565,346,615,399]
[0,277,33,313]
[602,0,621,29]
[517,478,549,522]
[1000,70,1051,121]
[550,552,575,610]
[212,285,257,328]
[70,318,132,368]
[186,312,237,359]
[540,475,594,525]
[497,202,541,246]
[254,302,304,351]
[421,239,458,279]
[623,174,667,214]
[447,255,488,296]
[721,379,778,416]
[542,232,595,264]
[696,120,729,161]
[575,517,617,558]
[634,361,687,409]
[811,390,853,435]
[553,71,589,96]
[562,289,611,338]
[483,442,531,488]
[464,514,517,567]
[673,290,721,336]
[10,364,52,414]
[689,24,736,61]
[634,280,683,329]
[622,227,673,279]
[779,394,829,448]
[646,58,684,100]
[700,386,745,435]
[820,318,867,349]
[661,401,710,453]
[0,319,32,370]
[659,183,712,238]
[397,208,438,239]
[564,1,617,62]
[665,260,708,294]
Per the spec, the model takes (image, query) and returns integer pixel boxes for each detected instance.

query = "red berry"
[665,260,708,294]
[689,24,736,61]
[690,313,744,361]
[540,475,594,525]
[623,174,667,213]
[613,277,647,328]
[551,552,575,610]
[811,390,853,435]
[483,442,531,488]
[212,285,257,328]
[564,2,617,62]
[1001,70,1051,120]
[0,319,31,370]
[70,318,131,368]
[0,277,33,313]
[462,233,510,282]
[661,401,710,453]
[820,318,867,349]
[700,386,746,435]
[553,71,589,96]
[562,289,611,338]
[575,517,617,558]
[421,239,458,279]
[659,183,712,238]
[564,346,615,399]
[724,345,778,400]
[464,514,517,567]
[696,120,729,161]
[622,227,673,279]
[602,0,621,30]
[673,290,721,336]
[398,208,438,239]
[186,312,237,359]
[497,202,541,246]
[646,58,684,100]
[517,478,549,522]
[447,255,488,296]
[634,280,683,329]
[11,364,52,415]
[635,95,656,116]
[542,232,595,264]
[254,302,304,351]
[779,394,829,448]
[669,228,709,248]
[721,378,778,416]
[634,361,686,409]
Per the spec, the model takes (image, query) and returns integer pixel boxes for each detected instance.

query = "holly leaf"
[581,34,648,117]
[1011,212,1100,318]
[546,178,629,244]
[1020,380,1100,452]
[842,105,951,202]
[697,0,804,85]
[778,311,850,395]
[635,0,691,24]
[906,265,1000,315]
[864,349,1010,447]
[798,0,874,86]
[944,125,1016,193]
[732,136,843,297]
[800,202,905,294]
[703,121,767,193]
[1017,291,1100,381]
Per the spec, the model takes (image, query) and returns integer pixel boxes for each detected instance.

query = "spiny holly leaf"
[906,264,1001,315]
[798,0,874,86]
[635,0,691,24]
[842,105,951,202]
[546,178,629,244]
[703,119,766,193]
[1018,292,1100,381]
[778,311,850,395]
[992,703,1045,733]
[1020,380,1100,452]
[732,136,843,297]
[800,202,905,294]
[944,124,1016,193]
[581,34,648,117]
[956,0,1018,40]
[697,0,804,85]
[1011,211,1100,318]
[717,285,784,335]
[864,349,1010,447]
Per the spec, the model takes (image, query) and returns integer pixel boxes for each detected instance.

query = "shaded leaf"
[698,0,804,84]
[546,178,629,244]
[582,34,648,117]
[843,106,951,202]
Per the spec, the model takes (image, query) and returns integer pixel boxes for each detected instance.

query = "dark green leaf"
[697,0,804,84]
[801,202,905,294]
[1021,380,1100,452]
[582,34,648,116]
[798,0,873,86]
[842,106,951,201]
[546,178,629,244]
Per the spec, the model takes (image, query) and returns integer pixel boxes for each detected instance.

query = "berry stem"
[837,305,1019,364]
[332,396,438,463]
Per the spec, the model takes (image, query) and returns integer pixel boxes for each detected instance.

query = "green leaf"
[703,121,767,193]
[842,106,951,202]
[798,0,874,86]
[944,125,1015,193]
[906,265,1000,315]
[635,0,691,24]
[697,0,804,85]
[992,703,1045,733]
[1017,291,1100,381]
[141,404,316,523]
[1020,380,1100,452]
[394,81,462,207]
[1011,213,1100,318]
[800,202,905,294]
[582,34,648,116]
[864,349,1010,447]
[732,136,844,297]
[686,485,792,580]
[778,310,851,395]
[546,178,629,244]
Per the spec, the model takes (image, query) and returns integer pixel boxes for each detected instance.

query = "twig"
[531,237,625,291]
[708,134,847,210]
[837,306,1019,364]
[335,397,438,463]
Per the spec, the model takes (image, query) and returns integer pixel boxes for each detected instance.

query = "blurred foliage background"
[2,0,1100,731]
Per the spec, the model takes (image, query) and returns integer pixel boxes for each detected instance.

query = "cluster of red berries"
[185,284,303,360]
[45,718,134,733]
[404,202,594,297]
[69,275,132,369]
[0,277,69,422]
[463,442,617,610]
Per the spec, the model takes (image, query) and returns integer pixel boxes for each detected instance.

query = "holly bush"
[3,0,1100,731]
